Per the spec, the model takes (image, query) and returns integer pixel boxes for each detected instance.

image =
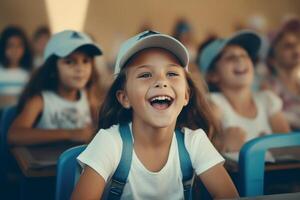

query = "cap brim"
[119,35,189,70]
[227,31,261,61]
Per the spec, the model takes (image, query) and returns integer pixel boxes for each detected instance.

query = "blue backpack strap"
[108,123,133,200]
[175,129,194,200]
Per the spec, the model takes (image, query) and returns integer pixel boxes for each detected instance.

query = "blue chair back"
[55,145,87,200]
[239,132,300,197]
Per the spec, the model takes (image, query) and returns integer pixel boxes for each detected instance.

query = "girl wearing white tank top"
[8,30,105,146]
[198,30,291,153]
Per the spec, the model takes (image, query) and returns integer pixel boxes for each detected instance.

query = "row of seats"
[1,105,300,199]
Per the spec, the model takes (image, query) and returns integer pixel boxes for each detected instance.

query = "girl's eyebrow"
[167,63,182,67]
[135,63,182,69]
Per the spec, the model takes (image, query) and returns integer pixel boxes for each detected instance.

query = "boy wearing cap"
[8,30,104,146]
[198,30,290,154]
[73,30,238,200]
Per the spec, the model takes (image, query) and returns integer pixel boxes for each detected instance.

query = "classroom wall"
[1,0,300,57]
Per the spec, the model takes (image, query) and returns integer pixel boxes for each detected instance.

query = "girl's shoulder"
[92,124,123,146]
[25,95,44,108]
[182,127,211,147]
[181,127,225,175]
[19,95,44,118]
[255,90,281,103]
[209,92,227,105]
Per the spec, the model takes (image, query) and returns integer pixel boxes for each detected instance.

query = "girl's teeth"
[151,96,171,101]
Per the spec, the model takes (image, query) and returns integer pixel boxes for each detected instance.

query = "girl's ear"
[183,87,190,106]
[116,90,131,109]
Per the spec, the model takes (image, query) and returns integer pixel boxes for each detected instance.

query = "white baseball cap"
[114,30,189,75]
[44,30,102,61]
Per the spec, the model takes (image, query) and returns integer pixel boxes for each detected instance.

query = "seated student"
[31,26,51,69]
[0,26,33,107]
[8,30,104,146]
[72,30,239,200]
[198,30,291,153]
[261,18,300,131]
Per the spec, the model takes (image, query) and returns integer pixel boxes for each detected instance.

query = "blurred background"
[1,0,300,64]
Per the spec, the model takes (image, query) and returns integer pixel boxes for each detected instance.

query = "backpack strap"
[107,123,133,200]
[107,124,193,200]
[175,129,194,200]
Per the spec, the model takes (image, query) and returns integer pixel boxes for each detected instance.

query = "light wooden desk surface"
[11,142,80,178]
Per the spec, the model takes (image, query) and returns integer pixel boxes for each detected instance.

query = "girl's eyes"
[167,72,179,77]
[137,72,152,78]
[64,59,74,65]
[63,58,91,65]
[137,71,180,78]
[83,58,92,63]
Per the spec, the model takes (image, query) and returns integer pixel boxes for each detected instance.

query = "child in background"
[8,30,104,146]
[32,26,51,68]
[72,30,238,199]
[199,30,291,153]
[0,26,32,106]
[261,19,300,130]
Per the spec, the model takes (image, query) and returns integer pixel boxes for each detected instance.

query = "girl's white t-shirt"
[77,123,224,200]
[210,90,283,141]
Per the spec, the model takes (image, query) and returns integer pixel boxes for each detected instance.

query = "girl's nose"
[154,81,168,88]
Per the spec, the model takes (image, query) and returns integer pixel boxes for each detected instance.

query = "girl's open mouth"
[149,95,174,110]
[233,68,248,75]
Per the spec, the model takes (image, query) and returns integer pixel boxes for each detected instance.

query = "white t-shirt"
[77,123,224,200]
[35,90,92,129]
[210,90,283,141]
[0,66,29,95]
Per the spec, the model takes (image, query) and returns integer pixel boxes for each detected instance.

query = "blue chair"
[0,106,17,176]
[55,145,87,200]
[238,132,300,197]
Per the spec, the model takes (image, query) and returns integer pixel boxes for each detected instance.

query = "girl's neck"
[57,87,80,101]
[131,118,175,148]
[7,63,19,69]
[222,87,257,118]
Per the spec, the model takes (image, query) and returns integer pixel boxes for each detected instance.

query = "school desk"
[224,147,300,172]
[10,142,79,178]
[221,192,300,200]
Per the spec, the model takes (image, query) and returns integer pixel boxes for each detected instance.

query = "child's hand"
[222,127,247,153]
[69,125,95,143]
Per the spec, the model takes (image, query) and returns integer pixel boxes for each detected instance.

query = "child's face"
[5,36,24,66]
[34,34,50,55]
[273,32,300,70]
[212,45,254,89]
[117,48,189,129]
[57,51,93,91]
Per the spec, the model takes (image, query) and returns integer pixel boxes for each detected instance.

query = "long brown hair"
[17,47,100,115]
[98,64,218,139]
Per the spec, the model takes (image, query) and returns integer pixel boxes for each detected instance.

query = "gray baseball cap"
[114,30,189,75]
[199,30,261,74]
[44,30,102,61]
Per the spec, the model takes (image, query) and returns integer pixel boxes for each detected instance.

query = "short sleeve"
[262,90,283,116]
[77,126,122,182]
[184,128,225,175]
